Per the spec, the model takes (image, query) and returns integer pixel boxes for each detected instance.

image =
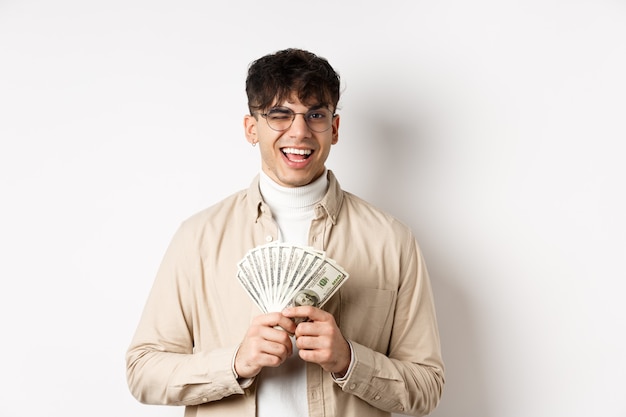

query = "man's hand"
[234,312,297,379]
[282,306,351,376]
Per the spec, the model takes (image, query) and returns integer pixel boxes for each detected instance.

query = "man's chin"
[275,172,319,188]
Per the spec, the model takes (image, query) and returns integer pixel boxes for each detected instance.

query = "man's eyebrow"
[269,104,329,112]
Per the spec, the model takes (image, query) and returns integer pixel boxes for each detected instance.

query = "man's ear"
[244,114,258,145]
[331,114,340,145]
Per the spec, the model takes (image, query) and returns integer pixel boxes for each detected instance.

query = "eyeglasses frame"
[257,106,337,133]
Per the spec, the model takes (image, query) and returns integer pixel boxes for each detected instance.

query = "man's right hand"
[234,312,297,379]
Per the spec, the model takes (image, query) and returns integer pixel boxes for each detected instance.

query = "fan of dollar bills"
[237,243,349,313]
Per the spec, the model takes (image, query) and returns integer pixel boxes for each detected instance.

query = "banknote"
[237,243,349,313]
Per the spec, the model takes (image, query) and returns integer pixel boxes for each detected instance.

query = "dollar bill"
[236,243,349,313]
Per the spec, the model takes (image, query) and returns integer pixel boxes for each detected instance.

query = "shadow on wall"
[356,108,494,417]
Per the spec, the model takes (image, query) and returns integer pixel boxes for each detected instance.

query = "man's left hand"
[282,306,351,376]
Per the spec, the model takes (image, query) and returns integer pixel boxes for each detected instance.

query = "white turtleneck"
[258,170,328,246]
[256,170,329,417]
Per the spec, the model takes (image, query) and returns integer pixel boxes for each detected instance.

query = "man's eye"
[307,112,326,120]
[268,111,292,120]
[269,114,291,120]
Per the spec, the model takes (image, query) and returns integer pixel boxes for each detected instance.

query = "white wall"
[1,1,624,416]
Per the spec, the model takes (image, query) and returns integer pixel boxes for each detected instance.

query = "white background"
[1,1,625,416]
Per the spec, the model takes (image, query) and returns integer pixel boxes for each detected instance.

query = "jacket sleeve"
[125,222,245,406]
[335,235,445,416]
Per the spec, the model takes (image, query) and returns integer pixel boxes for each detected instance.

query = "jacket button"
[265,235,273,242]
[349,383,356,390]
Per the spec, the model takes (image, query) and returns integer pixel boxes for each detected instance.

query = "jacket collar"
[246,170,344,225]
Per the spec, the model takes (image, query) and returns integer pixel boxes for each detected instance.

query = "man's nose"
[288,113,311,136]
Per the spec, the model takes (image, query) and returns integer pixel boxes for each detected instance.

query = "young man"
[126,48,444,417]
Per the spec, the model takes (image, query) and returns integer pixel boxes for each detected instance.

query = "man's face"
[244,97,339,188]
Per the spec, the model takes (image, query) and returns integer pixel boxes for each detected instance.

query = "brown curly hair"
[246,48,341,115]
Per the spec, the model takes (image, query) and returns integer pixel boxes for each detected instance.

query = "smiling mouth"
[282,147,313,162]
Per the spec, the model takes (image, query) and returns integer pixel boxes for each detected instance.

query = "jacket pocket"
[338,286,396,353]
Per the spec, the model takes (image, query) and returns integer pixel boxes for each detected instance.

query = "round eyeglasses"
[259,107,336,133]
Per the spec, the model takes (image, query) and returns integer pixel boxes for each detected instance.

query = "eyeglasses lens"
[265,108,333,132]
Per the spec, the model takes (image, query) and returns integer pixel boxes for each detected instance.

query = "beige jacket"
[126,171,444,417]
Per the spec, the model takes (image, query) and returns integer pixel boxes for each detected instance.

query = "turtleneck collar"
[259,170,329,211]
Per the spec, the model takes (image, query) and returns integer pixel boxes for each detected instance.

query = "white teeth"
[282,148,312,156]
